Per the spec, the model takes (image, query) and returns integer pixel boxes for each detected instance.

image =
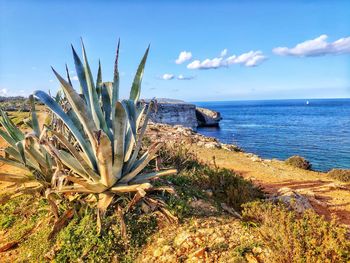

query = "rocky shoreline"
[146,122,240,152]
[146,122,350,222]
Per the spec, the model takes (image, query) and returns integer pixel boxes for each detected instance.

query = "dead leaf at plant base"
[48,209,74,240]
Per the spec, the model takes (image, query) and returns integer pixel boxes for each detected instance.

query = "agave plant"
[34,40,177,215]
[0,95,55,193]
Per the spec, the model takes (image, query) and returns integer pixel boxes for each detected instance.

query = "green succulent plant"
[34,40,176,214]
[0,95,55,192]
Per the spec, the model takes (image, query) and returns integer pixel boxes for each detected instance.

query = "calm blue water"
[195,99,350,172]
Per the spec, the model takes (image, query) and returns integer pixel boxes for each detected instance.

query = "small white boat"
[306,100,310,105]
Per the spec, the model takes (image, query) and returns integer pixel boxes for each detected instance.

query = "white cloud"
[161,73,175,80]
[177,74,195,80]
[228,51,267,67]
[187,57,224,70]
[273,34,350,57]
[175,51,192,64]
[159,73,195,80]
[71,75,79,81]
[187,50,266,69]
[0,88,7,96]
[220,49,228,57]
[49,79,54,83]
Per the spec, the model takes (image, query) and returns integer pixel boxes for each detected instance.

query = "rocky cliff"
[147,100,221,129]
[149,102,198,130]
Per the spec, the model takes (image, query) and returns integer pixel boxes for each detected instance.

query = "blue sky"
[0,0,349,101]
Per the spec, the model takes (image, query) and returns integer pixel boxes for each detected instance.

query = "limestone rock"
[146,100,222,129]
[149,101,198,130]
[204,142,221,149]
[272,187,314,213]
[196,107,222,127]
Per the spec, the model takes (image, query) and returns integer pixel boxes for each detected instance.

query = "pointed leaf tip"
[51,66,57,74]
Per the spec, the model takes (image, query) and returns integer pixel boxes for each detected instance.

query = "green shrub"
[285,155,311,170]
[160,144,264,212]
[242,201,350,262]
[202,167,264,211]
[328,169,350,182]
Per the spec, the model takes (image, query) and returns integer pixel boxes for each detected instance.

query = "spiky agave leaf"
[32,41,177,221]
[112,102,127,181]
[101,82,112,129]
[129,45,149,102]
[71,45,90,107]
[124,100,154,174]
[29,95,40,136]
[96,60,103,100]
[111,39,120,121]
[34,90,97,170]
[46,127,99,181]
[81,40,110,138]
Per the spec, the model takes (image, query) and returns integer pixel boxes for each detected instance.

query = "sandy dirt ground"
[190,145,350,226]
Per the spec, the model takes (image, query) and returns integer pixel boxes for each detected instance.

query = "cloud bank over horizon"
[273,35,350,57]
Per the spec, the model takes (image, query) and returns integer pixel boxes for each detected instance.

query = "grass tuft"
[328,169,350,182]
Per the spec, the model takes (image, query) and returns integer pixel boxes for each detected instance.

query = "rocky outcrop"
[147,100,221,129]
[196,107,222,127]
[149,102,198,130]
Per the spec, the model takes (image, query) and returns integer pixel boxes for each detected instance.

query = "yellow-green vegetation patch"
[54,209,158,263]
[0,195,47,236]
[139,201,350,262]
[17,220,52,262]
[0,194,51,262]
[241,201,350,262]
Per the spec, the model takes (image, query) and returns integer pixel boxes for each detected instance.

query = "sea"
[194,99,350,172]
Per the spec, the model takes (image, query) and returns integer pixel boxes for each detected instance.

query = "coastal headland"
[146,122,350,226]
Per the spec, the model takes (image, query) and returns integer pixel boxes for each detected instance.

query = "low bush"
[328,169,350,182]
[285,155,311,170]
[160,144,264,212]
[241,201,350,262]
